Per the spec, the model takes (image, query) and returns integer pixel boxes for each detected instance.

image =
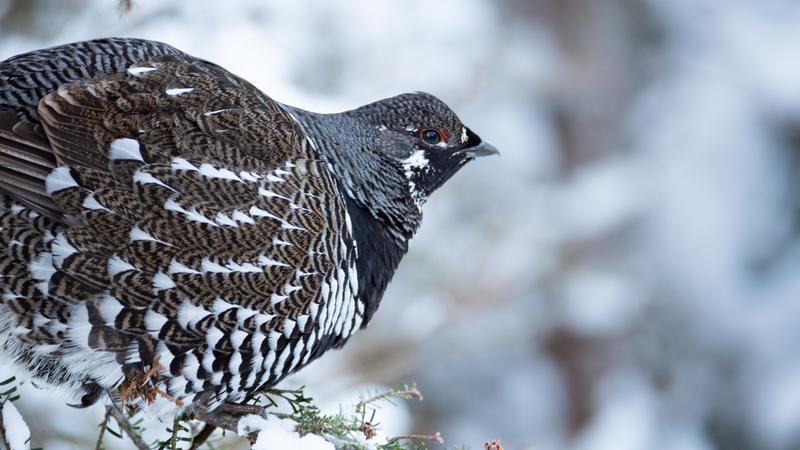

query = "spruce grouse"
[0,38,497,413]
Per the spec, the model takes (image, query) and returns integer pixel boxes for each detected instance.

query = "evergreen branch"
[356,383,423,413]
[108,402,149,450]
[94,407,112,450]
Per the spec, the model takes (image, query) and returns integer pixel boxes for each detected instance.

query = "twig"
[193,406,243,436]
[0,402,11,450]
[169,414,180,450]
[108,402,149,450]
[188,424,216,450]
[387,432,444,445]
[116,0,135,14]
[94,407,112,450]
[356,384,423,412]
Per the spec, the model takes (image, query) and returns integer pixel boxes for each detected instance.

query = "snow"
[1,401,30,450]
[249,416,333,450]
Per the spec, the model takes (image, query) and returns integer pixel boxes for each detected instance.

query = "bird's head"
[349,92,499,211]
[284,92,498,239]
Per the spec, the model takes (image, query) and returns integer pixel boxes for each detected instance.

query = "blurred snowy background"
[2,0,800,449]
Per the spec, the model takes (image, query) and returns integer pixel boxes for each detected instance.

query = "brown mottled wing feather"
[0,107,60,219]
[0,51,362,407]
[0,38,185,220]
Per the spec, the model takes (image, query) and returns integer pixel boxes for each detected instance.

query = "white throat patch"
[401,150,429,174]
[400,150,430,211]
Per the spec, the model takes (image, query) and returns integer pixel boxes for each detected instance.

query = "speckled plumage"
[0,38,496,412]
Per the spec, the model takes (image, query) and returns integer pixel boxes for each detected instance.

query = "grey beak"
[457,139,500,158]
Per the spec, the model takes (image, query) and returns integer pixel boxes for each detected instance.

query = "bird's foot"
[191,401,268,447]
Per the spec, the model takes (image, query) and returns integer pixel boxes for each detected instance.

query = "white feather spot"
[214,212,238,227]
[290,340,305,370]
[258,255,288,267]
[231,210,254,224]
[270,293,287,305]
[272,238,292,246]
[262,348,276,371]
[177,301,211,329]
[168,377,188,396]
[345,210,353,235]
[183,353,201,383]
[273,345,291,377]
[133,171,173,190]
[130,225,161,242]
[152,272,175,291]
[282,318,296,338]
[9,204,24,215]
[197,163,242,182]
[228,352,243,374]
[156,351,173,374]
[296,315,309,333]
[166,87,194,96]
[267,331,282,351]
[201,258,231,273]
[144,309,168,332]
[230,330,247,351]
[250,332,267,356]
[205,327,224,349]
[82,194,110,212]
[45,167,78,195]
[67,305,92,349]
[281,222,305,231]
[402,150,429,173]
[31,313,48,327]
[308,302,319,321]
[303,333,317,364]
[225,261,263,273]
[108,255,137,277]
[239,171,261,182]
[348,265,359,293]
[171,157,198,172]
[97,294,124,324]
[203,108,232,117]
[212,298,236,315]
[109,138,144,162]
[51,233,77,267]
[252,313,274,329]
[249,206,281,221]
[168,259,200,275]
[127,66,156,76]
[164,198,217,226]
[258,188,289,200]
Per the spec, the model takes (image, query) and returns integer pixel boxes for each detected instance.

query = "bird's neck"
[282,106,422,234]
[282,105,415,325]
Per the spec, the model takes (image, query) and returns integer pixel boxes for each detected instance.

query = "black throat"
[343,194,408,326]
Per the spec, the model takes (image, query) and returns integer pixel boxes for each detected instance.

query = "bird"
[0,38,497,419]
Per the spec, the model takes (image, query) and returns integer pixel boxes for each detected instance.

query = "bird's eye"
[419,129,448,145]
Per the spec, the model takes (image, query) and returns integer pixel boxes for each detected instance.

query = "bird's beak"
[456,139,500,158]
[464,139,500,157]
